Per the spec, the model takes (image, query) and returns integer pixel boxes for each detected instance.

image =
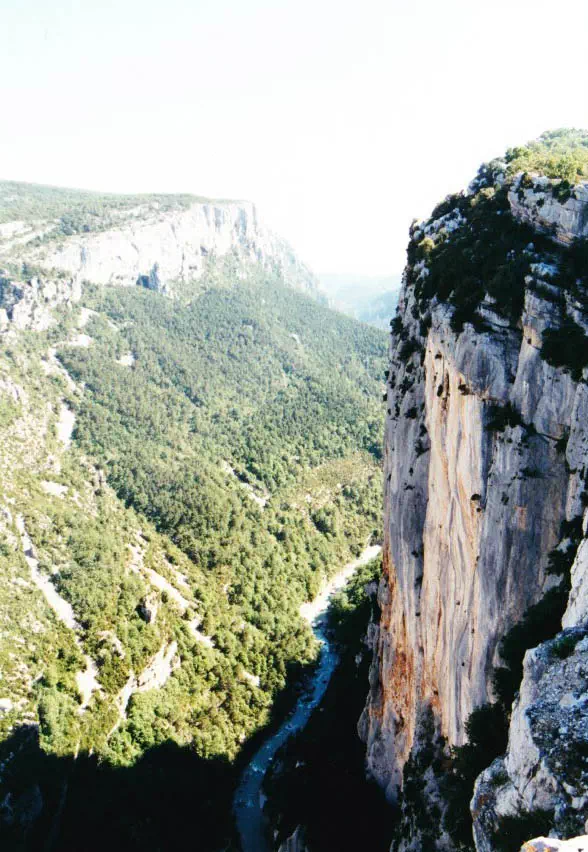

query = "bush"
[493,585,569,709]
[485,402,524,432]
[542,319,588,381]
[493,809,553,852]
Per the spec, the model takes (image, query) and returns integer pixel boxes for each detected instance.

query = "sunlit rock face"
[27,201,317,295]
[0,275,82,330]
[360,286,583,800]
[508,175,588,246]
[0,198,317,330]
[360,162,588,850]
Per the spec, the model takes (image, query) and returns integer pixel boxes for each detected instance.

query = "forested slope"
[0,210,386,848]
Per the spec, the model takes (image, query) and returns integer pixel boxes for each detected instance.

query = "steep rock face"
[508,176,588,246]
[0,198,317,330]
[361,287,582,799]
[361,153,588,848]
[472,517,588,849]
[0,275,81,331]
[21,200,316,294]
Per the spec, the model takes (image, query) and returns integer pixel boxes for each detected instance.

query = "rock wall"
[0,275,81,331]
[0,198,317,331]
[23,200,316,295]
[508,176,588,246]
[472,516,588,849]
[360,166,588,848]
[521,838,588,852]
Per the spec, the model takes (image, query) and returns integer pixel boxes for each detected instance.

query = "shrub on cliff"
[541,319,588,382]
[505,129,588,183]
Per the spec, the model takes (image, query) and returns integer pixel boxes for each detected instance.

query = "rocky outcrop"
[361,151,588,849]
[0,197,317,331]
[521,838,588,851]
[472,516,588,849]
[13,200,316,296]
[508,176,588,246]
[0,274,81,331]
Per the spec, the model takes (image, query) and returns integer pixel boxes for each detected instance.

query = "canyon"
[3,133,588,852]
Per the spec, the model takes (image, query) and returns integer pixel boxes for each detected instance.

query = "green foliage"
[492,586,568,709]
[0,179,217,227]
[0,236,387,850]
[0,265,384,772]
[542,319,588,381]
[405,131,588,341]
[0,396,19,428]
[493,809,554,852]
[505,129,588,183]
[408,187,541,331]
[551,633,583,660]
[485,402,525,432]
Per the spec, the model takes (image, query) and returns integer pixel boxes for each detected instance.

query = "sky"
[1,0,588,276]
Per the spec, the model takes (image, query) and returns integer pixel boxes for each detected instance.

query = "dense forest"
[0,255,387,849]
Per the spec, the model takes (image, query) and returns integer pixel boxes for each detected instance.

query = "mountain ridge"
[0,180,318,332]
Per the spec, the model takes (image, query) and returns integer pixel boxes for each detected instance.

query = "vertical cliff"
[0,185,317,330]
[360,131,588,849]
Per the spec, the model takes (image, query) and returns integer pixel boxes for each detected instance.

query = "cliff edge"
[360,130,588,850]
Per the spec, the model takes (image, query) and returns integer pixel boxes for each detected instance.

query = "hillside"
[0,180,317,303]
[0,185,386,849]
[361,129,588,851]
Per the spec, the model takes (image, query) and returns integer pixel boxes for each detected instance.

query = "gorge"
[0,180,385,850]
[3,129,588,852]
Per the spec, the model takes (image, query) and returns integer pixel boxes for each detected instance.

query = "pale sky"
[1,0,588,275]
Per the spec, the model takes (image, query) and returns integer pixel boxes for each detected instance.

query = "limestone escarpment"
[361,141,588,849]
[472,519,588,850]
[0,274,81,331]
[30,200,316,294]
[508,176,588,246]
[0,195,317,330]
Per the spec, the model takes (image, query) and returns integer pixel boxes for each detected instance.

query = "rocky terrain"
[0,181,385,850]
[0,182,317,332]
[361,131,588,851]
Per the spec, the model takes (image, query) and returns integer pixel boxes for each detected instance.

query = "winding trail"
[233,544,381,852]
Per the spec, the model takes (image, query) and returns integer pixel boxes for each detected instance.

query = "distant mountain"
[318,273,401,329]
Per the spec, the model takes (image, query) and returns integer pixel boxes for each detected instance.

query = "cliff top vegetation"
[505,128,588,183]
[0,179,239,228]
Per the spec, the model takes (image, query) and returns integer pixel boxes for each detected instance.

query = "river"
[233,543,382,852]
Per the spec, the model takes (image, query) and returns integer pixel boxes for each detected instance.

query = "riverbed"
[233,543,382,852]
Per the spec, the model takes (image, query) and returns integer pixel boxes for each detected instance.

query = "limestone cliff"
[472,518,588,849]
[361,135,588,850]
[0,192,317,330]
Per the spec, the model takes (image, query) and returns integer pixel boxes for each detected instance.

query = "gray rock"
[362,166,588,851]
